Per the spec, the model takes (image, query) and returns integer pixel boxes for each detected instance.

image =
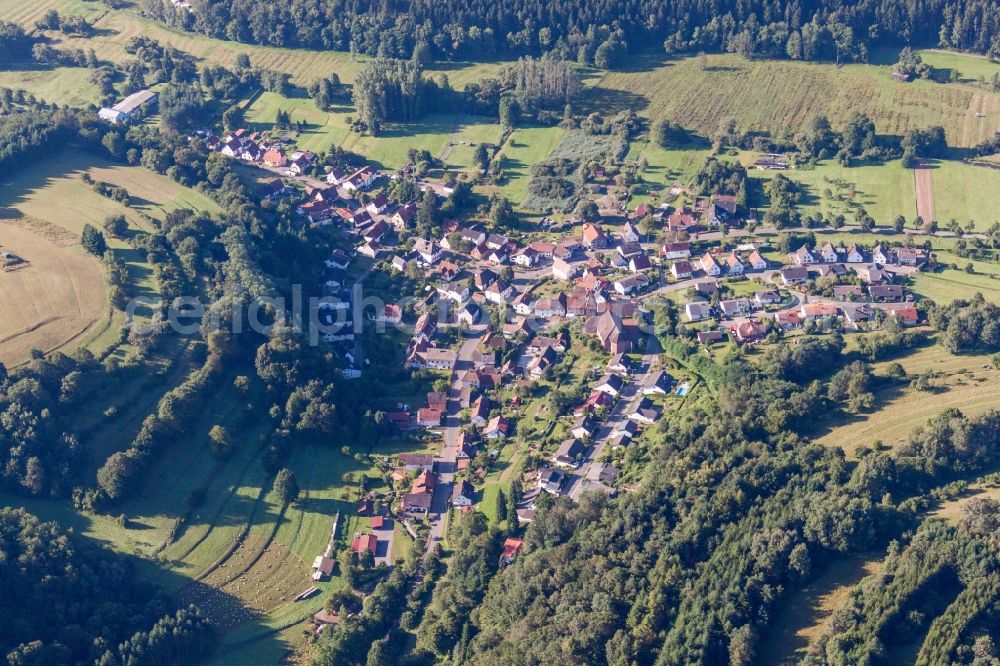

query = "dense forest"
[139,0,1000,63]
[0,508,213,665]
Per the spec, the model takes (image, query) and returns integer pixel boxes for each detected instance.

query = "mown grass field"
[747,156,919,224]
[244,89,500,170]
[909,263,1000,304]
[920,50,1000,86]
[924,159,1000,228]
[815,345,1000,455]
[643,147,1000,231]
[0,63,102,106]
[0,150,220,362]
[591,51,1000,148]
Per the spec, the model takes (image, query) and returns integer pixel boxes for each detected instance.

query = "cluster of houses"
[560,358,671,463]
[685,283,918,344]
[789,242,928,268]
[404,312,458,370]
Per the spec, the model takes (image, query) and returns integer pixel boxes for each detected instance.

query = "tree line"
[0,507,213,665]
[138,0,1000,65]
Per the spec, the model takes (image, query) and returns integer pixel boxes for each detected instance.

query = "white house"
[594,374,625,397]
[552,257,579,281]
[792,246,817,265]
[872,244,893,265]
[671,261,694,279]
[413,238,441,264]
[661,241,691,260]
[685,301,712,322]
[437,284,469,304]
[819,243,840,263]
[700,253,722,277]
[747,250,768,270]
[621,222,640,244]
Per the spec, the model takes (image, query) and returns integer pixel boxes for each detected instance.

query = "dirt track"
[914,165,935,223]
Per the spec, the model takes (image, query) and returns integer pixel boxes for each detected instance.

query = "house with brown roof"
[671,261,694,279]
[779,266,809,285]
[661,241,692,260]
[586,310,633,354]
[799,303,839,321]
[667,208,697,231]
[351,533,378,554]
[470,396,491,428]
[732,318,768,344]
[452,480,475,507]
[501,537,524,564]
[390,202,417,230]
[263,148,287,167]
[773,310,802,330]
[553,438,585,468]
[747,250,768,270]
[581,223,608,249]
[483,415,510,440]
[700,252,722,277]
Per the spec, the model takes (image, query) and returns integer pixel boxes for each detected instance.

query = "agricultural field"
[244,89,501,171]
[0,370,387,656]
[924,159,1000,229]
[909,263,1000,304]
[591,51,1000,148]
[815,344,1000,456]
[919,50,1000,87]
[642,146,1000,231]
[0,150,219,363]
[0,64,102,107]
[0,220,107,367]
[627,141,713,202]
[747,156,918,224]
[490,125,567,209]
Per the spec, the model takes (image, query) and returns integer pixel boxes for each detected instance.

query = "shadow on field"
[0,492,287,662]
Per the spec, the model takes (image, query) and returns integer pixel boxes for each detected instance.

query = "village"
[213,123,934,603]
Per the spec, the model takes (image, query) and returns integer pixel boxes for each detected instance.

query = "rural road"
[425,326,486,556]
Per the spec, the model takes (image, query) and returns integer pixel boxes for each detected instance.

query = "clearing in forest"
[756,553,883,665]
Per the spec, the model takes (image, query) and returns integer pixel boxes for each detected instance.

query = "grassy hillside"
[1,0,502,91]
[815,344,1000,456]
[0,150,221,362]
[592,51,1000,147]
[747,156,919,223]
